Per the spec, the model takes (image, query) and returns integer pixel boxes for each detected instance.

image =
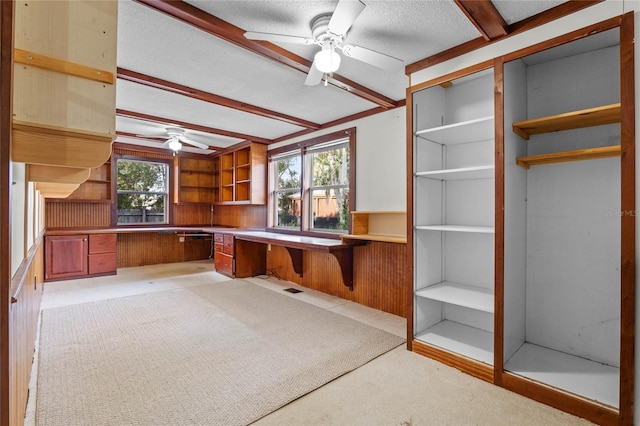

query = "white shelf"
[505,342,619,408]
[416,165,494,180]
[415,116,494,145]
[415,320,493,365]
[416,281,494,313]
[415,225,494,234]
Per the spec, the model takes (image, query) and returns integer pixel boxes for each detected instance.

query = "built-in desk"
[228,231,365,290]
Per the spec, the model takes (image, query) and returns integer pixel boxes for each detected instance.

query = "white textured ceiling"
[115,0,566,154]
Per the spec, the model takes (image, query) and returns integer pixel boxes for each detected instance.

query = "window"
[269,129,355,234]
[115,158,170,224]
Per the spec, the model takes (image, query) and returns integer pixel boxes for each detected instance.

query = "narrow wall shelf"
[415,116,494,145]
[343,211,406,243]
[516,145,621,169]
[416,165,494,180]
[416,225,495,233]
[416,281,494,313]
[512,103,621,140]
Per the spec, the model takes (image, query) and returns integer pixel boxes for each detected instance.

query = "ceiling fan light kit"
[314,42,341,73]
[244,0,403,86]
[167,137,182,151]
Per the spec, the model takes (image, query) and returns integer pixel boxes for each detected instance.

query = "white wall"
[269,106,407,212]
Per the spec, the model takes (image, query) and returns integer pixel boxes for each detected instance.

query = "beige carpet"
[36,279,404,426]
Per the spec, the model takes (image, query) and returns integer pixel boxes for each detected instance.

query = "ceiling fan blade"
[184,139,209,150]
[328,0,365,36]
[341,44,404,71]
[304,59,324,86]
[244,31,314,45]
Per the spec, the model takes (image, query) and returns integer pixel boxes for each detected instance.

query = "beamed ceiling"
[114,0,601,154]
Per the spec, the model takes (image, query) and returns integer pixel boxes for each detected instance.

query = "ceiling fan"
[244,0,404,86]
[137,127,210,152]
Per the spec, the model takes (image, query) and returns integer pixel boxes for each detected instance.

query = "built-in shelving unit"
[341,211,406,243]
[502,26,628,417]
[176,156,217,204]
[411,68,495,368]
[65,159,112,202]
[216,142,267,205]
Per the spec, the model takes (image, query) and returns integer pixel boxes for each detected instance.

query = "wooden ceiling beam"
[115,131,226,152]
[117,68,321,130]
[407,0,603,75]
[116,109,271,145]
[455,0,507,41]
[133,0,399,109]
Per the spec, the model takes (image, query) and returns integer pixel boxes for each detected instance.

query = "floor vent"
[284,288,303,294]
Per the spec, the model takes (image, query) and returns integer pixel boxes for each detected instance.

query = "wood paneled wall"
[9,239,44,426]
[117,233,212,268]
[212,204,267,228]
[266,241,407,317]
[45,201,111,228]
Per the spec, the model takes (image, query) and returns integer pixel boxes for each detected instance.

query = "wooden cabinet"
[410,67,495,374]
[176,156,218,204]
[45,233,117,281]
[88,234,117,275]
[45,235,88,280]
[214,233,234,277]
[218,143,266,204]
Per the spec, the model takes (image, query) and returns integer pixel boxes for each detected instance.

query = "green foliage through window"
[116,159,168,224]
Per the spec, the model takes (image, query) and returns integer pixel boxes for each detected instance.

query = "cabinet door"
[45,235,88,280]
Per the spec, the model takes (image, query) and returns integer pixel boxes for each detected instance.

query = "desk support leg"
[285,247,304,277]
[329,247,354,291]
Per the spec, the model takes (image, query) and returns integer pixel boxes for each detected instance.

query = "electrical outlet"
[179,236,185,243]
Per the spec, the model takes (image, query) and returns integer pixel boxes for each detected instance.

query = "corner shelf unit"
[217,142,267,205]
[411,68,495,369]
[65,159,112,202]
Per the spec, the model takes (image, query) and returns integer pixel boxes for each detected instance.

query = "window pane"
[312,145,349,187]
[117,159,168,224]
[275,190,301,228]
[275,155,301,190]
[311,187,349,231]
[117,194,166,223]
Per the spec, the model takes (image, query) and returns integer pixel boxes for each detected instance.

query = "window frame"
[111,154,174,227]
[268,128,356,238]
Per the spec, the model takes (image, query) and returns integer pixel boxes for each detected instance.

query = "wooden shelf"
[416,225,494,234]
[516,145,621,169]
[415,116,494,145]
[416,165,494,180]
[416,281,494,313]
[343,211,406,243]
[415,320,494,365]
[512,103,621,140]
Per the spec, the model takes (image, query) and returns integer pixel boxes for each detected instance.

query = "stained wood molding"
[12,121,113,168]
[454,0,508,41]
[26,164,91,185]
[117,68,320,130]
[133,0,398,109]
[35,182,80,198]
[14,48,114,84]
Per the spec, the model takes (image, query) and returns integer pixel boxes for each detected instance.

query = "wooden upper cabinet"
[13,1,117,192]
[218,142,267,205]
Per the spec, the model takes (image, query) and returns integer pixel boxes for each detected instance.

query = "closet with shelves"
[500,26,629,418]
[410,68,496,373]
